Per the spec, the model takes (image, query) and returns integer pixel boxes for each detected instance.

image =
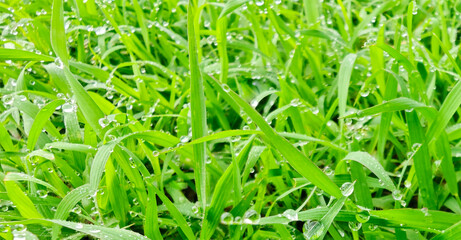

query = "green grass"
[1,0,461,239]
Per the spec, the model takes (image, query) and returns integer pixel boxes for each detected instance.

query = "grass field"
[1,0,461,239]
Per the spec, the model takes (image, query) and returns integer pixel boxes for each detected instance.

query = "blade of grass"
[0,48,55,61]
[207,75,342,198]
[338,53,357,117]
[26,99,65,150]
[52,184,91,240]
[343,152,396,192]
[4,180,43,219]
[188,0,208,212]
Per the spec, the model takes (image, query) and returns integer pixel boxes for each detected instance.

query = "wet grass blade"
[337,53,357,127]
[344,152,396,191]
[188,0,208,211]
[4,181,43,219]
[207,76,342,198]
[0,48,55,61]
[26,99,65,150]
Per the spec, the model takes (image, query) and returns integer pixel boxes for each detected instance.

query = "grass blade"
[343,152,396,191]
[207,75,342,198]
[188,0,208,212]
[4,181,43,219]
[27,99,65,150]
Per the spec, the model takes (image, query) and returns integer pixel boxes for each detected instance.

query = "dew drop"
[62,103,76,113]
[180,135,190,143]
[323,166,334,176]
[348,221,362,231]
[282,209,298,221]
[255,0,264,7]
[340,182,354,197]
[404,180,412,188]
[303,221,325,240]
[411,143,421,151]
[192,205,200,214]
[36,189,48,198]
[311,107,319,114]
[412,1,418,15]
[243,209,261,224]
[220,212,233,224]
[231,135,241,142]
[222,84,231,92]
[400,200,407,207]
[421,207,430,216]
[54,57,64,69]
[99,117,110,128]
[392,189,403,201]
[2,95,14,105]
[355,210,370,223]
[368,224,378,231]
[290,98,301,107]
[360,89,370,97]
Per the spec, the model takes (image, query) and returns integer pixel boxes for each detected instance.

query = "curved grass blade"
[52,184,91,240]
[426,77,461,143]
[348,97,437,119]
[343,152,396,191]
[89,131,185,190]
[4,181,43,219]
[4,173,60,197]
[432,220,461,240]
[27,99,65,150]
[218,0,249,18]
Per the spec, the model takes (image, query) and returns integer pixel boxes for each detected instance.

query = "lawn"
[1,0,461,239]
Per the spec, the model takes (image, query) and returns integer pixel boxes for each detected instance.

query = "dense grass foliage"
[1,0,461,239]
